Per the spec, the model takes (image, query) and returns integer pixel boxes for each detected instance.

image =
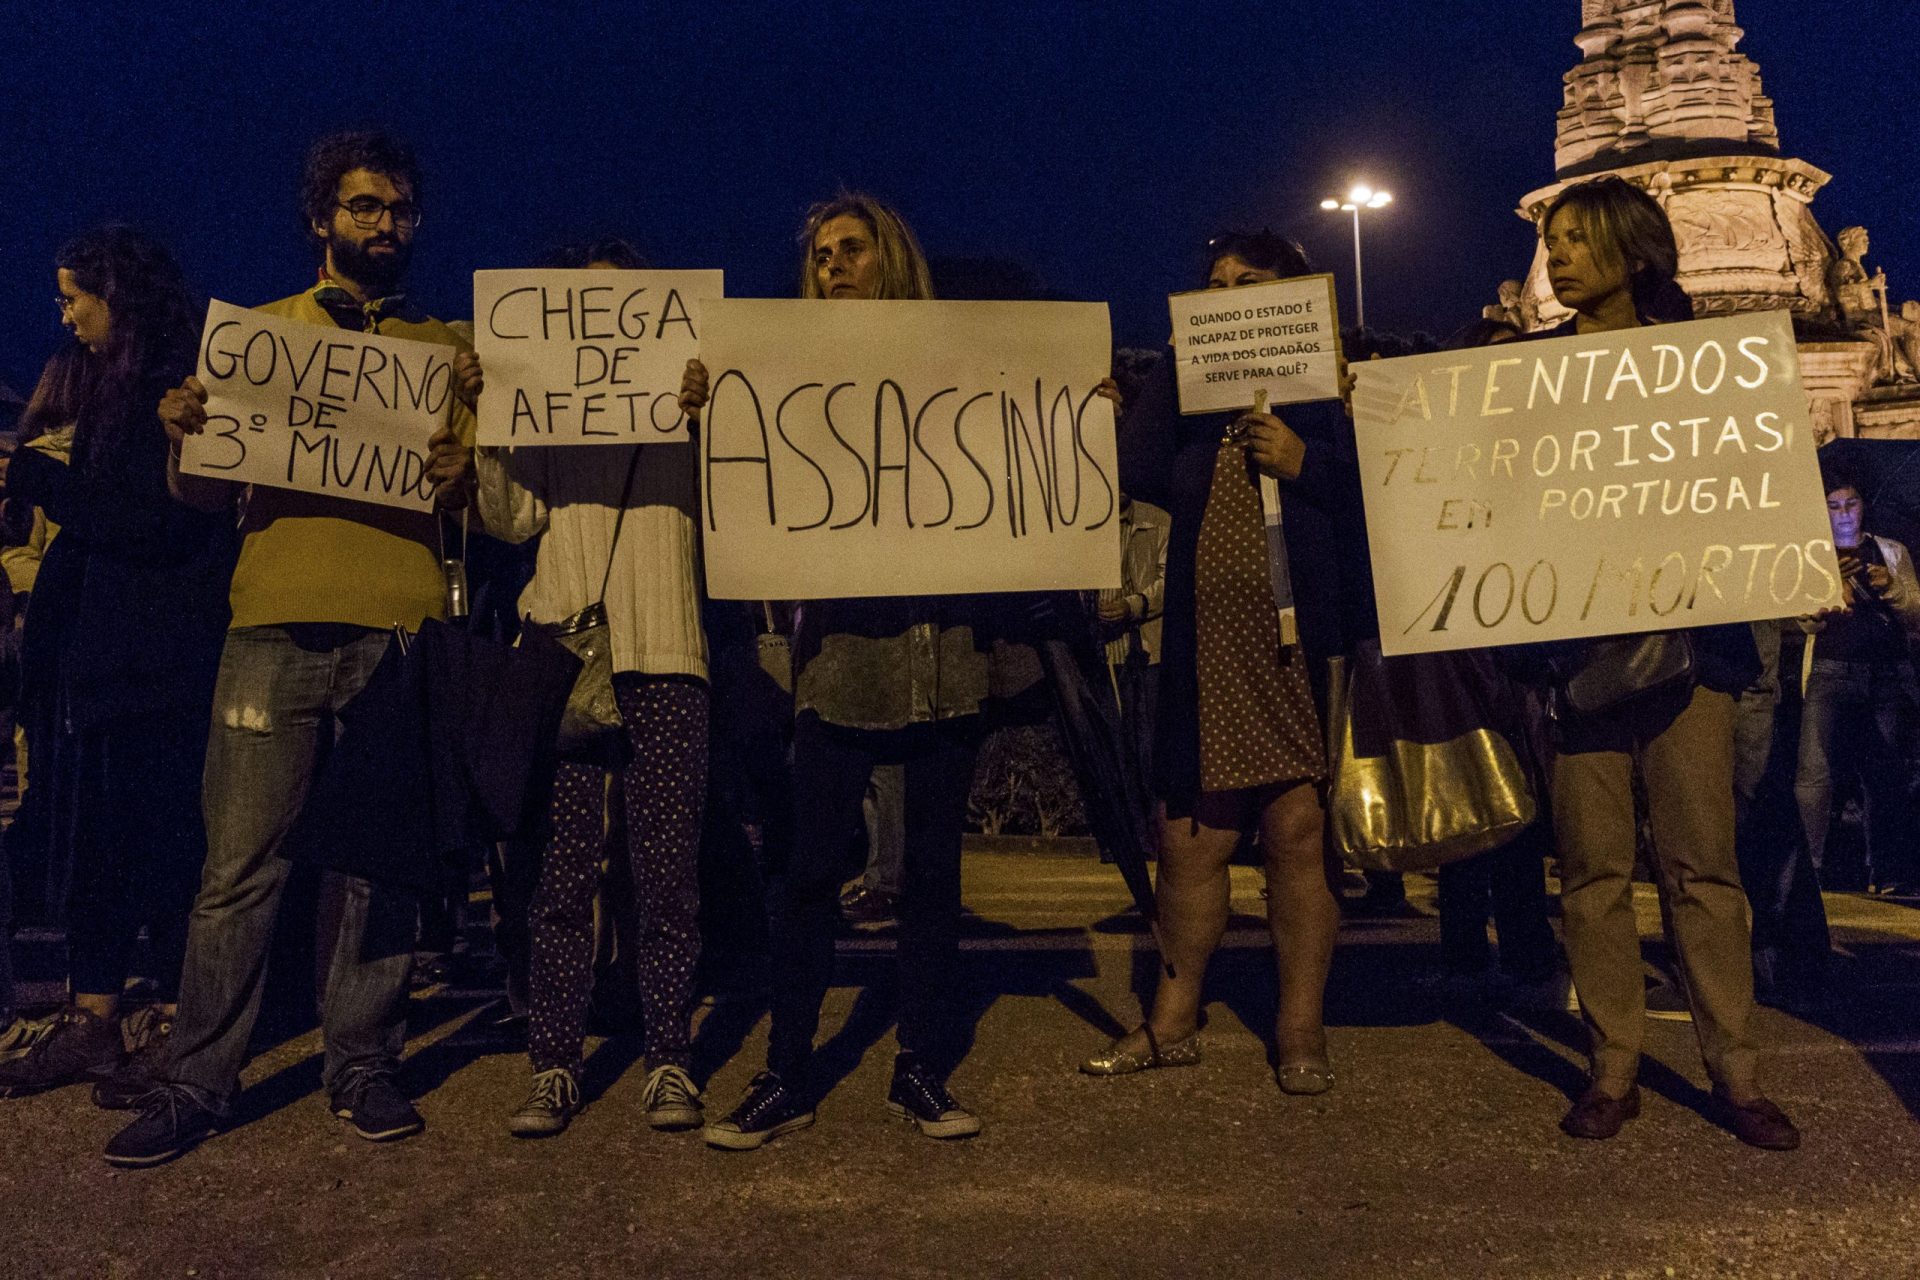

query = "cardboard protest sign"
[1350,310,1840,656]
[698,299,1121,599]
[179,300,455,511]
[472,269,722,445]
[1168,274,1343,413]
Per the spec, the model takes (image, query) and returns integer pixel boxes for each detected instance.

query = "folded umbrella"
[282,618,580,894]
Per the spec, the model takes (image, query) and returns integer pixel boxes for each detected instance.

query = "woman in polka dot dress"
[462,242,712,1139]
[1083,231,1375,1094]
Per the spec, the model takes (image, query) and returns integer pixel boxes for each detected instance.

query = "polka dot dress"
[1193,443,1326,793]
[527,674,708,1076]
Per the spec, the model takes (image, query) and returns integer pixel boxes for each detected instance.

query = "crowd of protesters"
[3,125,1910,1170]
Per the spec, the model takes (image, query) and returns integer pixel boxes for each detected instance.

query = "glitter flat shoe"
[1079,1024,1201,1076]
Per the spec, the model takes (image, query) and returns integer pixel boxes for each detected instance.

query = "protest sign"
[1168,274,1343,414]
[698,299,1120,599]
[473,269,722,445]
[1349,310,1840,656]
[179,300,455,511]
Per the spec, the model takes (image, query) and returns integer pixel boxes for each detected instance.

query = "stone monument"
[1513,1,1920,440]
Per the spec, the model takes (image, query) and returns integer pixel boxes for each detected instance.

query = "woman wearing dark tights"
[682,194,991,1150]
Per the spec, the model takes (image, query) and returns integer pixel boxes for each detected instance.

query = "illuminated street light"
[1321,181,1393,328]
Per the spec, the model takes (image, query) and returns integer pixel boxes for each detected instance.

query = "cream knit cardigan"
[474,443,707,681]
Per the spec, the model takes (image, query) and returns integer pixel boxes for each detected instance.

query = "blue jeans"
[163,625,418,1111]
[1794,656,1920,883]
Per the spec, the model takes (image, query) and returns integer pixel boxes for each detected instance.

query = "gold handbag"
[1328,645,1537,872]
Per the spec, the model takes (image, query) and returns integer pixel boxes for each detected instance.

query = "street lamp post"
[1320,184,1392,330]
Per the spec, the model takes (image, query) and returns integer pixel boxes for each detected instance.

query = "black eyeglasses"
[337,197,423,230]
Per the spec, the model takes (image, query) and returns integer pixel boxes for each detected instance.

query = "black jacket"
[1118,353,1377,795]
[10,392,238,731]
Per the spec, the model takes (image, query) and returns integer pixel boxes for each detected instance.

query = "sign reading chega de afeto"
[1349,310,1840,656]
[472,269,723,446]
[1168,273,1343,413]
[179,299,454,512]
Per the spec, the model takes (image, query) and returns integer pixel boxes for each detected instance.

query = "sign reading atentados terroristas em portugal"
[1350,311,1839,657]
[179,300,456,512]
[697,299,1121,599]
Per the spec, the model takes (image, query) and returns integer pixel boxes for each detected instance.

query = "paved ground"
[5,853,1920,1279]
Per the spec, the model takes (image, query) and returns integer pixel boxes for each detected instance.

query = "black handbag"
[524,446,642,763]
[1552,631,1695,719]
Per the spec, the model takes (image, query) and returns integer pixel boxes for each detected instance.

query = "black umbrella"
[1027,595,1175,977]
[282,617,580,894]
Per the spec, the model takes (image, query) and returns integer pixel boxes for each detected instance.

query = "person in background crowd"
[0,228,238,1107]
[1514,176,1796,1149]
[683,193,989,1149]
[1085,229,1372,1095]
[1793,468,1920,898]
[104,130,475,1168]
[1432,314,1558,997]
[839,765,905,929]
[1097,493,1169,824]
[458,237,712,1139]
[0,346,86,1058]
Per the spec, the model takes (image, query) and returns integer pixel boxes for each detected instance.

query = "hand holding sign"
[159,375,210,445]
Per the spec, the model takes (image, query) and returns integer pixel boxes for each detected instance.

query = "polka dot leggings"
[528,674,708,1076]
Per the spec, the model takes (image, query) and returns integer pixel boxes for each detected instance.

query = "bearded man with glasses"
[104,129,475,1168]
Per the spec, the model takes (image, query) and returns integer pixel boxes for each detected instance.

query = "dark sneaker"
[839,884,899,930]
[641,1064,703,1131]
[704,1071,814,1151]
[1711,1087,1801,1151]
[103,1085,222,1168]
[887,1053,981,1140]
[0,1006,123,1097]
[330,1069,424,1143]
[0,1014,57,1065]
[1644,978,1694,1023]
[507,1067,579,1139]
[93,1006,175,1111]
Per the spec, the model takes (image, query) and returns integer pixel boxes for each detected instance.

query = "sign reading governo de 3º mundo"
[179,300,454,512]
[1350,311,1839,657]
[697,299,1121,600]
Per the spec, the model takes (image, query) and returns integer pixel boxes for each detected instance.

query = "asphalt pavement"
[4,853,1918,1279]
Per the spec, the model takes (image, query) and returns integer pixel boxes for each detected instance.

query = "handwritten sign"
[179,300,454,511]
[699,299,1121,599]
[1168,274,1343,413]
[472,269,722,446]
[1350,310,1840,656]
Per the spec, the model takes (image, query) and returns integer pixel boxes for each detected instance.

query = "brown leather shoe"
[1560,1084,1641,1140]
[1711,1087,1801,1151]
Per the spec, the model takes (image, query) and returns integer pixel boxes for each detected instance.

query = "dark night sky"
[3,1,1912,396]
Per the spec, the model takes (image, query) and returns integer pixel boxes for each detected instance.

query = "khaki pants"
[1552,683,1759,1093]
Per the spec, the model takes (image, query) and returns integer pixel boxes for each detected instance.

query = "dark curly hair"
[299,129,422,248]
[55,225,199,482]
[1203,229,1312,284]
[538,238,648,270]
